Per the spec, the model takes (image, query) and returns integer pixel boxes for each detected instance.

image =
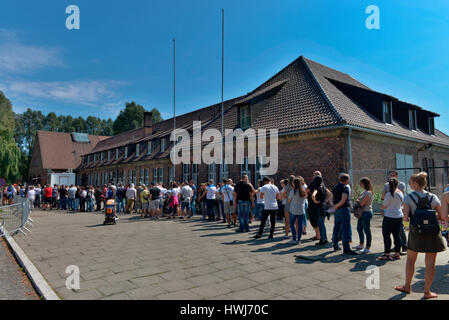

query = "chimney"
[144,112,153,136]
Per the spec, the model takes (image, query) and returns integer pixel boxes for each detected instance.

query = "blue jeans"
[332,207,351,252]
[254,203,264,220]
[357,211,373,248]
[206,199,215,219]
[60,197,67,210]
[237,200,251,231]
[74,198,80,211]
[317,207,327,241]
[290,214,305,241]
[87,198,93,212]
[116,198,125,213]
[68,198,75,211]
[191,197,196,215]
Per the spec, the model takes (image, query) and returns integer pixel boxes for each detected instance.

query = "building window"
[158,168,164,184]
[382,101,392,124]
[192,164,199,185]
[128,170,132,185]
[116,148,119,160]
[409,110,417,130]
[255,155,266,186]
[153,168,158,183]
[145,168,149,186]
[125,146,128,159]
[147,141,152,154]
[183,164,190,183]
[136,144,140,157]
[429,159,436,187]
[208,163,217,182]
[101,152,104,161]
[220,164,229,181]
[429,117,435,135]
[139,168,144,184]
[241,157,251,180]
[161,139,166,152]
[169,167,174,183]
[239,105,251,129]
[444,160,449,186]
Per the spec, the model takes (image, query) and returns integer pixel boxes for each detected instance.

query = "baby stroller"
[104,199,117,225]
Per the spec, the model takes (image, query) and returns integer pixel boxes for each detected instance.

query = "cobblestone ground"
[11,209,449,300]
[0,238,39,300]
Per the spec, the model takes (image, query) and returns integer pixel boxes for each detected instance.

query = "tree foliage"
[0,91,21,183]
[6,97,163,183]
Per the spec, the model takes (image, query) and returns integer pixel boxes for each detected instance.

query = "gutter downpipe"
[348,127,353,186]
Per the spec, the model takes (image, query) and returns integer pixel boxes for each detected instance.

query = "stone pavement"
[11,209,449,300]
[0,238,39,300]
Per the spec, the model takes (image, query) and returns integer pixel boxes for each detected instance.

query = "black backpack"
[409,192,440,236]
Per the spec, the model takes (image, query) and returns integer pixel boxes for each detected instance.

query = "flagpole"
[220,8,224,182]
[173,38,176,184]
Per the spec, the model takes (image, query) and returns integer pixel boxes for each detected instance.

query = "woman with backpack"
[377,177,404,261]
[395,172,447,299]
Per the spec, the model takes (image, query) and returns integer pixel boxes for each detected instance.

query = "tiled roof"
[302,57,449,146]
[78,55,449,170]
[35,131,108,170]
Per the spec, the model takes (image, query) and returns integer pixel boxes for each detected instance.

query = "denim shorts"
[181,202,190,211]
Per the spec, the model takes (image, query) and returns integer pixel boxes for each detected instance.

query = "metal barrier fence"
[0,198,33,237]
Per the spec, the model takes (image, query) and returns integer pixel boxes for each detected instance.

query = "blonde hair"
[410,171,428,188]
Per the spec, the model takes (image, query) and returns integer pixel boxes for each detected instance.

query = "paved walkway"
[11,209,449,300]
[0,238,39,300]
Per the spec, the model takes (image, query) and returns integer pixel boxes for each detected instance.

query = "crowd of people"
[2,170,449,299]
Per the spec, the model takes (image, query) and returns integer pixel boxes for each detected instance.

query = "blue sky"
[1,0,449,132]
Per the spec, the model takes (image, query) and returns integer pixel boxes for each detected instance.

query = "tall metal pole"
[220,8,224,182]
[173,38,176,183]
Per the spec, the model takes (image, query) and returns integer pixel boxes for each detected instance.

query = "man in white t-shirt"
[180,182,193,218]
[202,180,217,221]
[255,177,280,239]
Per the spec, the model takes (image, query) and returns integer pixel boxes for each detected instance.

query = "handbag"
[352,201,364,219]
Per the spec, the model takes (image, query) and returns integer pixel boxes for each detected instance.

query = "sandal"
[394,285,411,294]
[377,254,392,261]
[391,254,401,260]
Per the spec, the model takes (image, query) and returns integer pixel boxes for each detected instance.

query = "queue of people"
[2,169,449,299]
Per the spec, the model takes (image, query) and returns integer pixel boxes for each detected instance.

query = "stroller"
[104,199,117,225]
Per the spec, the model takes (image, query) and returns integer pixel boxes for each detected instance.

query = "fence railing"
[0,198,33,237]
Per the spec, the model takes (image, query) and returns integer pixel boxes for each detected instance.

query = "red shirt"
[44,187,53,198]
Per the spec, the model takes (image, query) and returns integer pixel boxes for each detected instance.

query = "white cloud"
[0,29,64,74]
[2,80,126,107]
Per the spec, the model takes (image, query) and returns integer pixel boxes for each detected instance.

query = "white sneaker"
[360,248,370,253]
[353,245,364,250]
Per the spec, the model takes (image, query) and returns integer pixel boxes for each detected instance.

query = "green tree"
[44,112,61,131]
[112,102,163,135]
[0,91,21,183]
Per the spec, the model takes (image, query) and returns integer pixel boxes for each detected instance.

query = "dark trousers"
[206,199,215,219]
[382,216,402,254]
[258,209,277,236]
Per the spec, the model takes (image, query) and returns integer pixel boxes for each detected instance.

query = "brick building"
[28,131,108,186]
[76,56,449,196]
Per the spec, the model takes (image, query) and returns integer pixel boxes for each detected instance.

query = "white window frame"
[147,141,152,154]
[116,148,119,160]
[107,150,111,161]
[125,146,128,159]
[161,139,166,152]
[145,168,149,186]
[169,167,174,183]
[101,152,104,161]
